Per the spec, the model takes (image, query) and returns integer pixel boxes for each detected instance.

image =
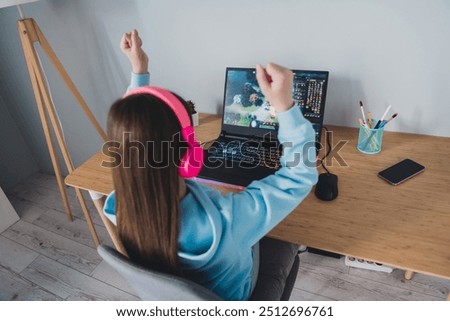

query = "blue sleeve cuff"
[129,72,150,90]
[276,104,306,140]
[276,104,317,168]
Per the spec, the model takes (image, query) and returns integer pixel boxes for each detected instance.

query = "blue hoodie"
[103,73,318,300]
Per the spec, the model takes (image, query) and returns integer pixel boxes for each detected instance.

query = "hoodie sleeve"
[214,105,318,248]
[127,72,150,92]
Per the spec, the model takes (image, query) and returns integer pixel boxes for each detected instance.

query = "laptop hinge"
[220,132,261,142]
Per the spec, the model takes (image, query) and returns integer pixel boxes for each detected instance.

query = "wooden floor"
[1,172,449,301]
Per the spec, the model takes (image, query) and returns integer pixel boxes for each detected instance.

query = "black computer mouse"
[315,173,338,201]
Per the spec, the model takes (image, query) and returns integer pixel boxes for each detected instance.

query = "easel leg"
[28,40,100,243]
[18,18,103,244]
[35,86,74,222]
[19,30,74,222]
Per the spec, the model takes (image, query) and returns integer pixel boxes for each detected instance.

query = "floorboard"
[2,220,100,275]
[0,264,61,301]
[0,235,39,274]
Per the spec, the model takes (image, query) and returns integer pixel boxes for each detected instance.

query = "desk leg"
[75,188,100,246]
[92,197,127,256]
[405,271,449,300]
[404,270,415,280]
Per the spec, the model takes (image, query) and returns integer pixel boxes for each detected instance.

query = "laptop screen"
[221,67,329,141]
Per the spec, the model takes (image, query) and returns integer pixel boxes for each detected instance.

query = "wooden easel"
[17,18,107,246]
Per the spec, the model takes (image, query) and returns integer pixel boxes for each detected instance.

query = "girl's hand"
[120,29,149,74]
[256,63,294,112]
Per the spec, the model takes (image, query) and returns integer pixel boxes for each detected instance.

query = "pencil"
[359,101,368,127]
[367,112,373,128]
[374,105,392,129]
[385,112,398,124]
[381,113,398,128]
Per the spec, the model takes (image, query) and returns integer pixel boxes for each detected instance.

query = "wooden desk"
[66,114,450,298]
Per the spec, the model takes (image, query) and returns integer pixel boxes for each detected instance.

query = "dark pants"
[249,237,299,301]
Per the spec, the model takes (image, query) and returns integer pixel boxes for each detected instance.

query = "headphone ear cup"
[179,144,204,178]
[178,126,204,178]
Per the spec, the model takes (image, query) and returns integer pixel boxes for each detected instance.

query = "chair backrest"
[97,245,222,301]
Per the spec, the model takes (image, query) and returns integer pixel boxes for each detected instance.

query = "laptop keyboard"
[206,140,281,169]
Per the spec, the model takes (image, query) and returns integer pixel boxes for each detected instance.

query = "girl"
[102,30,318,300]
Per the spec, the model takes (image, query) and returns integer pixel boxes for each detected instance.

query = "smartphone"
[378,159,425,185]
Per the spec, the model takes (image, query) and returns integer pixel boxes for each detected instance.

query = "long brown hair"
[107,93,187,274]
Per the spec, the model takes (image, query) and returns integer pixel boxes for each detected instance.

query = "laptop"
[196,67,329,188]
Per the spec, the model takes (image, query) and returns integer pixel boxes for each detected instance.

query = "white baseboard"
[0,187,20,233]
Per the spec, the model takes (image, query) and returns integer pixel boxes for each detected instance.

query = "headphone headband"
[122,86,203,178]
[124,86,191,128]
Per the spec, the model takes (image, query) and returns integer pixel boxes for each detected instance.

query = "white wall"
[132,0,450,137]
[0,0,449,182]
[0,94,39,191]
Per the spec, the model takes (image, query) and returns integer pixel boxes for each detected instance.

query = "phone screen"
[378,159,425,185]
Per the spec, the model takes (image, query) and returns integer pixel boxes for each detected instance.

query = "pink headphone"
[124,86,203,178]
